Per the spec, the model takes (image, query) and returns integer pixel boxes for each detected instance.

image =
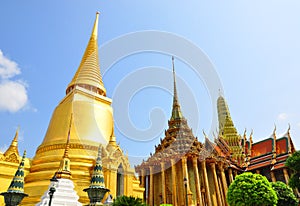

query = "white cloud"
[0,80,28,112]
[277,113,288,121]
[0,50,21,79]
[0,50,29,112]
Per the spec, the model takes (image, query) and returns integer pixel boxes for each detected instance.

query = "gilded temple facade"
[135,58,298,206]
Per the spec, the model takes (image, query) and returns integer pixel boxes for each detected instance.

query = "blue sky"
[1,1,300,166]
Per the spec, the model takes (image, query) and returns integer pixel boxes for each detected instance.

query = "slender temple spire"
[170,56,183,120]
[67,12,106,96]
[56,114,73,179]
[4,127,19,156]
[217,94,231,134]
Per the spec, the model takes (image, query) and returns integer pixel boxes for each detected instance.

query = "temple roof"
[67,12,106,96]
[246,127,295,171]
[136,58,206,168]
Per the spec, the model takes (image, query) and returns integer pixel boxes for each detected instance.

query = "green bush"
[112,195,148,206]
[286,150,300,189]
[227,172,277,206]
[271,181,298,206]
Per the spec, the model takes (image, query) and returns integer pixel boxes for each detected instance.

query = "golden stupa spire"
[66,12,106,96]
[217,93,231,134]
[4,127,19,156]
[170,56,183,120]
[56,115,72,179]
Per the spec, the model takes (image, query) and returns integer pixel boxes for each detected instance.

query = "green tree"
[271,181,298,206]
[112,195,148,206]
[227,172,277,206]
[285,150,300,189]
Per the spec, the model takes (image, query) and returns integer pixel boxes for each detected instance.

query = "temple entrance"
[117,163,124,196]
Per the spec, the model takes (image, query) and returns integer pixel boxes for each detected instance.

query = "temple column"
[171,159,177,206]
[140,169,145,187]
[210,162,223,206]
[284,168,300,196]
[270,171,276,182]
[228,168,234,183]
[192,157,203,206]
[233,170,238,178]
[218,175,226,206]
[283,168,289,184]
[161,162,167,204]
[201,161,212,206]
[218,163,228,206]
[149,166,154,206]
[182,156,192,206]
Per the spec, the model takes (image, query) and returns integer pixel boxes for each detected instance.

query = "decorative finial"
[96,11,100,14]
[218,88,222,96]
[170,56,183,120]
[273,124,276,134]
[202,129,208,138]
[288,123,291,133]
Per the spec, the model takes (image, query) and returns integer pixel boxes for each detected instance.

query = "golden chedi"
[22,12,143,205]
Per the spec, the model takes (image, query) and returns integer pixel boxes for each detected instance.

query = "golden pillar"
[161,162,167,204]
[210,162,222,206]
[284,168,300,196]
[218,163,228,206]
[218,175,226,206]
[256,170,260,174]
[201,161,212,206]
[149,166,154,206]
[182,156,192,206]
[228,168,234,183]
[283,168,289,184]
[270,171,276,182]
[192,157,203,206]
[140,169,145,188]
[171,159,178,206]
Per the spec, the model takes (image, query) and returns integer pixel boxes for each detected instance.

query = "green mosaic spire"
[89,146,105,188]
[7,150,27,193]
[83,145,109,205]
[1,150,28,206]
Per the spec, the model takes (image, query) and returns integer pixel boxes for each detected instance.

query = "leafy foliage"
[112,195,148,206]
[286,150,300,189]
[271,181,298,206]
[227,172,278,206]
